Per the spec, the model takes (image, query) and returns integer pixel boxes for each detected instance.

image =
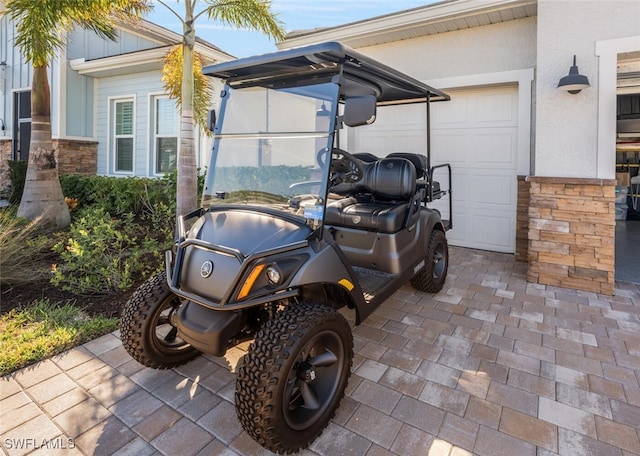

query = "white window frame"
[151,94,179,176]
[109,96,136,175]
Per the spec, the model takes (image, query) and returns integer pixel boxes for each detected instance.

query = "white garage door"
[349,85,519,253]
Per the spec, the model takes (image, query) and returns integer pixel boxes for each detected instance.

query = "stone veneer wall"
[0,139,98,195]
[53,139,97,176]
[516,176,530,263]
[527,176,616,295]
[0,139,11,194]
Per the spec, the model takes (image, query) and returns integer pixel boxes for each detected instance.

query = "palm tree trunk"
[17,65,70,230]
[176,8,198,220]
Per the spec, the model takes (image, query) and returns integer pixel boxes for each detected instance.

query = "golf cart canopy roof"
[202,41,450,105]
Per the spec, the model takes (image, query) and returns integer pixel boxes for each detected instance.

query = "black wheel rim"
[283,329,345,430]
[433,240,447,279]
[152,297,191,355]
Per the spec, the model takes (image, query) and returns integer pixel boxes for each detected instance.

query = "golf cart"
[121,41,452,454]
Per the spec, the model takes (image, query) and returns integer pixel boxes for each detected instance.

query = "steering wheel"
[317,148,364,185]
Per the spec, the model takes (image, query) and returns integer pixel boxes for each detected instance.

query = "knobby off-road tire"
[120,271,198,368]
[236,301,353,454]
[410,229,448,293]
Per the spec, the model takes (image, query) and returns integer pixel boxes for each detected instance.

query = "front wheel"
[235,301,353,454]
[120,272,199,368]
[411,229,448,293]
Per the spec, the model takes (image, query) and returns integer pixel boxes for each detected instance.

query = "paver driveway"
[2,247,639,455]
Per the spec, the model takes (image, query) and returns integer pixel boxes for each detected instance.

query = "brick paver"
[2,247,639,455]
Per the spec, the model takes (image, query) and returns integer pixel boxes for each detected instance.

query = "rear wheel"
[411,229,448,293]
[236,301,353,454]
[120,272,198,368]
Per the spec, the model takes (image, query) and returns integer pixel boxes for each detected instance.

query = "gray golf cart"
[120,41,452,454]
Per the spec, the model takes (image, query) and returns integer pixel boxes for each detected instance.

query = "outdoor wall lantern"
[557,55,590,94]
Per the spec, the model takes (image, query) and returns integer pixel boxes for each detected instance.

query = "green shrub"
[51,207,171,295]
[59,170,205,218]
[0,207,51,287]
[7,160,28,204]
[60,174,175,216]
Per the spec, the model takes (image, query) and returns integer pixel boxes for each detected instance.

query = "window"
[154,96,178,174]
[12,91,31,161]
[113,99,134,172]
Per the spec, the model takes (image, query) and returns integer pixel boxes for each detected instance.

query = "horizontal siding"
[96,71,168,176]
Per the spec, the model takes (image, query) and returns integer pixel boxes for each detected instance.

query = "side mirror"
[206,109,216,131]
[343,95,376,127]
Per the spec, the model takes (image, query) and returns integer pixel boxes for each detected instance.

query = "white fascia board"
[279,0,536,49]
[70,47,171,78]
[70,45,232,80]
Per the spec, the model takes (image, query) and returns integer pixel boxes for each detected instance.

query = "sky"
[146,0,434,58]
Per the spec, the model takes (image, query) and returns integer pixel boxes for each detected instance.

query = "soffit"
[280,0,537,49]
[70,44,232,78]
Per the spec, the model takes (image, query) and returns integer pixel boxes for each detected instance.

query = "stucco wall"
[355,17,537,82]
[535,0,640,178]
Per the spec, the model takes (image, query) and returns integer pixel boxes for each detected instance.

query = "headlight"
[265,265,282,285]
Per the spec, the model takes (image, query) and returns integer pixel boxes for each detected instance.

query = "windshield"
[202,82,339,223]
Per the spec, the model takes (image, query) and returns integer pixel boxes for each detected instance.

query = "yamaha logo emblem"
[200,260,214,278]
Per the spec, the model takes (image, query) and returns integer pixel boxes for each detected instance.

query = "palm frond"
[3,0,152,66]
[205,0,285,41]
[161,46,214,134]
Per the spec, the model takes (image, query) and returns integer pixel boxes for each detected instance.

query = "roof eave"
[70,43,233,78]
[278,0,537,50]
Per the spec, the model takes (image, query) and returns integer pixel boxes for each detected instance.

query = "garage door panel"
[475,91,517,125]
[451,172,468,204]
[359,133,391,155]
[473,129,517,166]
[432,131,468,163]
[432,129,516,168]
[370,104,426,129]
[470,174,514,207]
[444,212,467,244]
[432,98,469,126]
[391,133,426,153]
[469,212,514,252]
[352,85,519,253]
[358,132,426,156]
[445,210,513,253]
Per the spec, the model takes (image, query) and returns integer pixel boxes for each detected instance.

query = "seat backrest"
[359,157,416,200]
[387,152,428,179]
[352,152,379,163]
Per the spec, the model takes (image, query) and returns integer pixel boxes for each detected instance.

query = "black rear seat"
[325,157,417,233]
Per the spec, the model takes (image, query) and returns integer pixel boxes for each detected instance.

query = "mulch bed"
[1,279,137,318]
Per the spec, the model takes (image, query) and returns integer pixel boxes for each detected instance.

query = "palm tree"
[161,45,213,151]
[156,0,285,219]
[2,0,151,230]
